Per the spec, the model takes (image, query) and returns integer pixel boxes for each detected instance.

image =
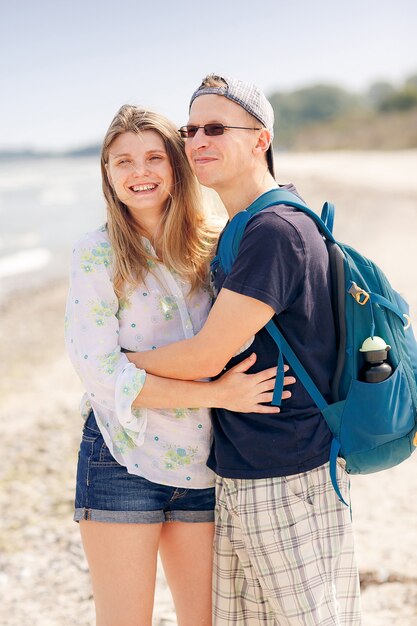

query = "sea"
[0,157,105,302]
[1,150,416,310]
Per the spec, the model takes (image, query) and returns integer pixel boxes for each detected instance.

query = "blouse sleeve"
[64,231,147,445]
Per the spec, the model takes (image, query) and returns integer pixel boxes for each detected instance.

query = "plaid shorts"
[213,462,361,625]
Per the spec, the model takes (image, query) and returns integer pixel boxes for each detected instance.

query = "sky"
[1,0,416,151]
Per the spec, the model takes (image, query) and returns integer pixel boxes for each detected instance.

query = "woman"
[65,105,292,626]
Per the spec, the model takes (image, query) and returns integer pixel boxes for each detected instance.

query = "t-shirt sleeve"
[222,211,305,314]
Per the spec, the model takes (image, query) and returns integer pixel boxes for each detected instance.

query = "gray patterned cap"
[189,74,275,177]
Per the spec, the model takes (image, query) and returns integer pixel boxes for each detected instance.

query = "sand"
[1,151,417,625]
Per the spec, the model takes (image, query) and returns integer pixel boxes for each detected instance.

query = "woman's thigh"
[159,521,214,626]
[80,520,162,626]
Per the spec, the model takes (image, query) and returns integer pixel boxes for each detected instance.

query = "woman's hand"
[213,352,296,413]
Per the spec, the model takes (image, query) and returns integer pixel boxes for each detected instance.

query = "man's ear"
[253,128,271,157]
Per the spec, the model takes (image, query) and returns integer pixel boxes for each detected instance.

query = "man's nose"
[190,127,209,149]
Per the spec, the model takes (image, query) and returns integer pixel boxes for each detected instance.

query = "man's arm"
[128,288,274,380]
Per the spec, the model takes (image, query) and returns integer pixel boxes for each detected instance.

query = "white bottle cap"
[359,336,391,352]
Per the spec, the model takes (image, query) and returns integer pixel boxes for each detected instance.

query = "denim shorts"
[74,412,215,524]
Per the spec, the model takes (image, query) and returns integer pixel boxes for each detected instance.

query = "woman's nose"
[131,160,150,176]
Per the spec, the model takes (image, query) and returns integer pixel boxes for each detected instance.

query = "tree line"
[269,72,417,148]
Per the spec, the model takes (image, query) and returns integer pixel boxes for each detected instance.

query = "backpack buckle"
[403,314,411,330]
[348,282,370,305]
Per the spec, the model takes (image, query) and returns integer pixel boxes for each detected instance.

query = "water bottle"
[359,336,392,383]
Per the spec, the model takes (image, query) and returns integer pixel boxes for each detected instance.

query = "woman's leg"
[159,521,214,626]
[80,520,163,626]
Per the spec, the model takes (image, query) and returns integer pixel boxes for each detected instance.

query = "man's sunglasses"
[178,123,261,139]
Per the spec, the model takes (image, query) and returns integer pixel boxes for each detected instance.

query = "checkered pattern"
[189,74,276,178]
[213,462,361,625]
[189,75,275,139]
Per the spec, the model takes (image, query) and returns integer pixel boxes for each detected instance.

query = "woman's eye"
[149,155,162,161]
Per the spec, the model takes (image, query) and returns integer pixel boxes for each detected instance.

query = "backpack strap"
[244,188,337,242]
[321,202,335,234]
[216,187,349,505]
[368,292,410,326]
[216,188,332,406]
[265,320,328,410]
[216,211,253,274]
[266,319,348,506]
[329,439,349,507]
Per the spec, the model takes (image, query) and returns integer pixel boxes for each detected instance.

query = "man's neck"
[217,173,278,219]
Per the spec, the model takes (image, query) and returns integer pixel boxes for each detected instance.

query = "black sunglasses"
[178,123,261,138]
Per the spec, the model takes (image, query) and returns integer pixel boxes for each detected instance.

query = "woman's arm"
[132,352,295,413]
[65,232,148,442]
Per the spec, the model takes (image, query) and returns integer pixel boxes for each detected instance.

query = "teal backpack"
[215,188,417,505]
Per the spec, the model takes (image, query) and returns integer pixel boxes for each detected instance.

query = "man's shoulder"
[244,205,307,251]
[248,193,324,247]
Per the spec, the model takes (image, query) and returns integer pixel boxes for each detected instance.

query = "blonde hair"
[101,105,217,296]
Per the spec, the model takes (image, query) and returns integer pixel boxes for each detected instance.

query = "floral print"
[89,299,116,327]
[98,350,119,376]
[158,295,178,321]
[80,242,112,274]
[65,227,214,489]
[162,445,198,471]
[173,408,199,419]
[113,426,137,454]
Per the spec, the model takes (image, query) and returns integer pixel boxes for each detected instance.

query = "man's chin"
[192,168,212,185]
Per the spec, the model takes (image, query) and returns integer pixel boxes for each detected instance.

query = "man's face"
[184,94,260,191]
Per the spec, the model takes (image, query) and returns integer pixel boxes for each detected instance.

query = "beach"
[1,151,417,625]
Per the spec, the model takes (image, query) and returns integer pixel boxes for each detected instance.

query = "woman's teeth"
[131,184,157,192]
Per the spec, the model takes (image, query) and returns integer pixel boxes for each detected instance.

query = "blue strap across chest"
[215,187,349,505]
[217,188,336,275]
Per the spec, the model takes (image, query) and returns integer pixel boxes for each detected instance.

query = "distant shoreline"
[0,146,101,161]
[3,146,417,162]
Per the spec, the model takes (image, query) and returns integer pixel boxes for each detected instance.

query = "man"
[130,74,361,624]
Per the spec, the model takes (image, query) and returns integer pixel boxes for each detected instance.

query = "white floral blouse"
[65,226,215,489]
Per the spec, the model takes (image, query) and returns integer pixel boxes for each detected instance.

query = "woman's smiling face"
[106,130,174,223]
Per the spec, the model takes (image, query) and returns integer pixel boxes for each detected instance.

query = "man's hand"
[213,352,296,413]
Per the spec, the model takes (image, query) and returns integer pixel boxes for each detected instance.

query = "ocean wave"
[0,248,52,278]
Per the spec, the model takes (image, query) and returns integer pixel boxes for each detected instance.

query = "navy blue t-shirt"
[207,186,335,478]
